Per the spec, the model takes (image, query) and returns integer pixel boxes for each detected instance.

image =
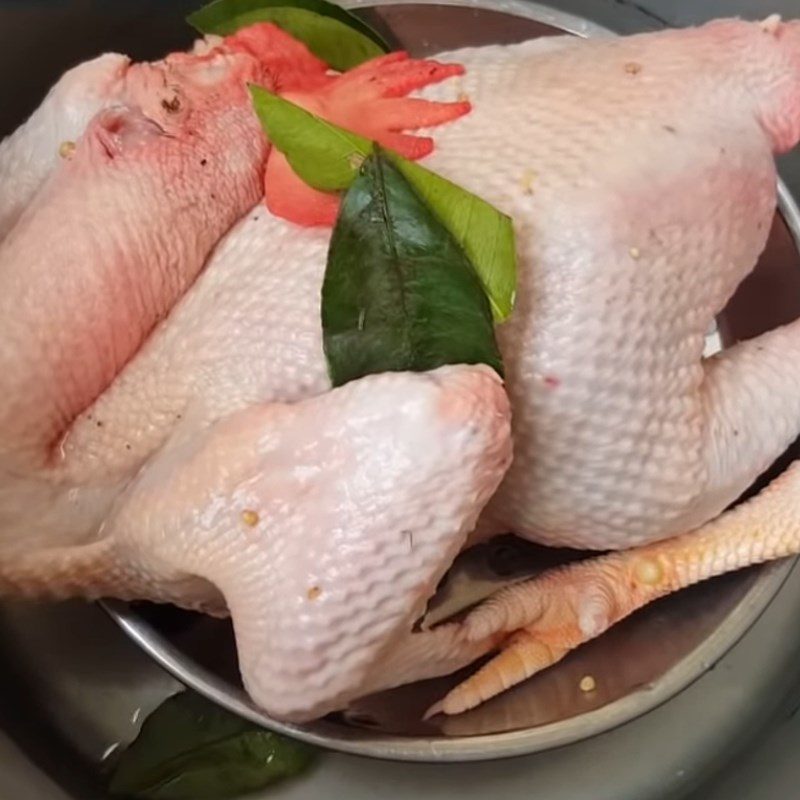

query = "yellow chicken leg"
[429,460,800,717]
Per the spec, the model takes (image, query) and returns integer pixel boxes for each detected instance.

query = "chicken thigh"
[3,15,800,720]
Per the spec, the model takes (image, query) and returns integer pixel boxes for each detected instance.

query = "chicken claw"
[431,461,800,716]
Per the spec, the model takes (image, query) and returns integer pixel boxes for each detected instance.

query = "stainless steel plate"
[104,0,800,762]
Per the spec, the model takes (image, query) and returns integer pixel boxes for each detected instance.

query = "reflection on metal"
[106,0,800,763]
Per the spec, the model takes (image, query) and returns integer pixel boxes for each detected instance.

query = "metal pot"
[0,0,798,771]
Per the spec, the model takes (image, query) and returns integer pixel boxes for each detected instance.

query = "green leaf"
[249,87,517,321]
[188,0,389,71]
[188,0,388,47]
[391,159,517,323]
[109,691,317,800]
[323,148,503,387]
[250,85,371,191]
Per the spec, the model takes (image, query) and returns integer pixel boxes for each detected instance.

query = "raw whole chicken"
[1,12,800,722]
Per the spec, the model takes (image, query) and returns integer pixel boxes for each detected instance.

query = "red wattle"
[224,22,332,93]
[260,47,471,227]
[265,151,340,227]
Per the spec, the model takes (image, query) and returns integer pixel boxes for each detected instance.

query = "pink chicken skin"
[4,15,800,722]
[0,42,267,464]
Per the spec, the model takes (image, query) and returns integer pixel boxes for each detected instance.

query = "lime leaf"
[250,85,371,191]
[390,159,517,323]
[108,691,318,800]
[188,0,388,46]
[323,148,503,387]
[188,0,389,71]
[249,87,516,321]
